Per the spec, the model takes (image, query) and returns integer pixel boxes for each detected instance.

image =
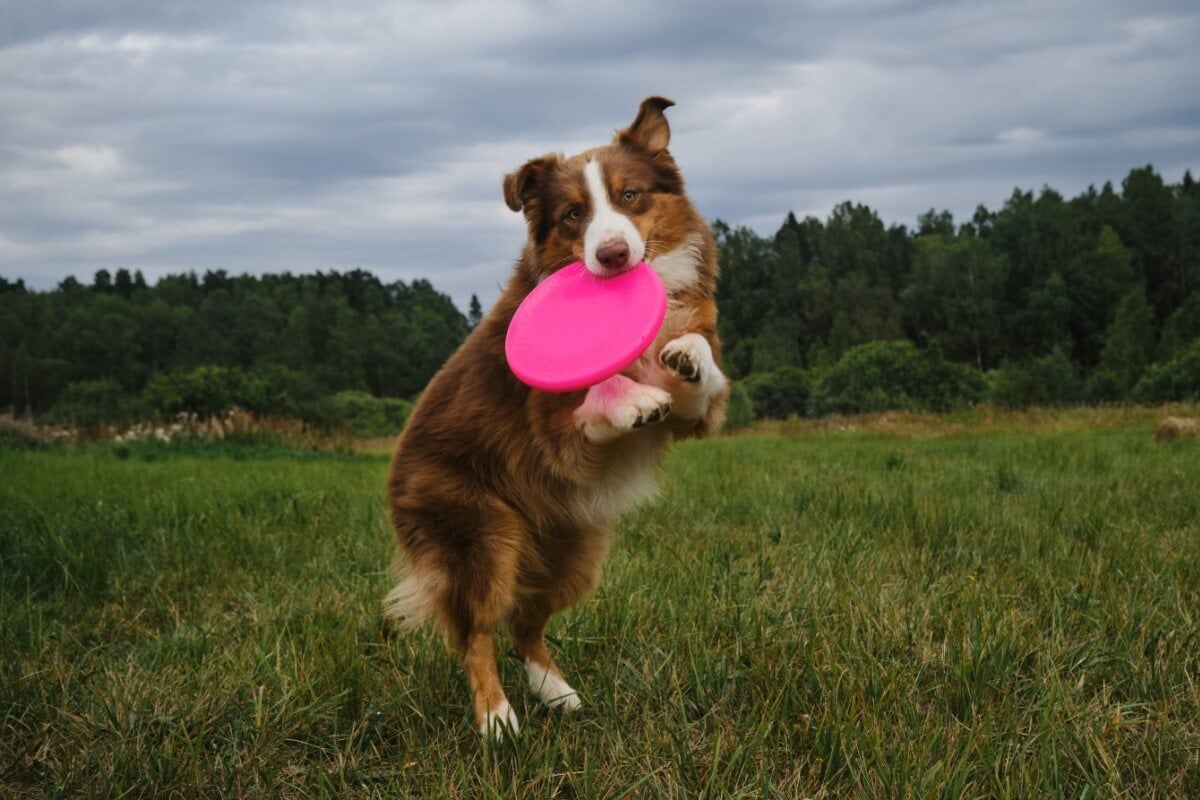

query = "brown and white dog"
[384,96,728,738]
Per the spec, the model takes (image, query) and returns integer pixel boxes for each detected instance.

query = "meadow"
[2,408,1198,798]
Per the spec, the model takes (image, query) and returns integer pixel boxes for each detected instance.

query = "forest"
[716,164,1200,422]
[0,270,470,432]
[2,163,1198,430]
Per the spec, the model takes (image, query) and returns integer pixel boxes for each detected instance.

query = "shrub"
[143,366,242,417]
[47,379,144,430]
[743,366,810,419]
[723,383,755,430]
[1083,366,1124,404]
[330,391,413,437]
[142,365,326,420]
[988,347,1082,407]
[238,366,324,418]
[809,341,985,416]
[1132,339,1200,403]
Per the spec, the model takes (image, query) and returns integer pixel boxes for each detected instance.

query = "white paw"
[548,690,582,711]
[578,379,672,444]
[609,384,672,431]
[659,333,710,383]
[526,660,582,711]
[659,333,714,384]
[479,700,520,741]
[658,334,727,421]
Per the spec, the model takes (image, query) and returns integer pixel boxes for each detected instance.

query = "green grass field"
[2,411,1199,798]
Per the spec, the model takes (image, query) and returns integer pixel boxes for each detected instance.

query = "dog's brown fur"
[385,97,728,734]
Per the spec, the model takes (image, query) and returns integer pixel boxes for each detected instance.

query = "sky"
[2,0,1198,311]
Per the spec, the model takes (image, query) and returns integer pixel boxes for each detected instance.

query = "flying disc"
[506,261,667,392]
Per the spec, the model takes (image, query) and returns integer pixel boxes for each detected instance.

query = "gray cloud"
[1,0,1198,310]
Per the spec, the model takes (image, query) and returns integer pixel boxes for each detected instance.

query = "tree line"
[1,163,1198,430]
[0,269,468,429]
[717,164,1200,421]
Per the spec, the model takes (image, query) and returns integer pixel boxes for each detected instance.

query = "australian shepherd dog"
[384,96,729,738]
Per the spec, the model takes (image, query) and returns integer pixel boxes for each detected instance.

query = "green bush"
[743,366,810,419]
[238,366,324,418]
[142,365,325,419]
[143,366,242,417]
[1083,366,1124,404]
[1132,340,1200,403]
[809,341,985,416]
[723,382,755,430]
[988,348,1082,407]
[330,391,413,437]
[47,379,144,430]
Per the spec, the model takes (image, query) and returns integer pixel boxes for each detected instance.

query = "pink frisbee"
[506,261,667,392]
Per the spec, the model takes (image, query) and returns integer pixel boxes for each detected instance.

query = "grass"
[2,410,1198,798]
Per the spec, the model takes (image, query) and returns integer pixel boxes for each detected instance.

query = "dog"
[384,96,728,738]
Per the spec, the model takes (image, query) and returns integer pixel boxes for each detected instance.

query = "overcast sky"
[2,0,1198,310]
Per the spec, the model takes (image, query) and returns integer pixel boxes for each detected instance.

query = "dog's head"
[504,96,692,282]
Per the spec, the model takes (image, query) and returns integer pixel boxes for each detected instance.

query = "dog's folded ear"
[503,154,558,212]
[617,96,675,154]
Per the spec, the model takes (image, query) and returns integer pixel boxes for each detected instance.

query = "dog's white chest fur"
[650,235,702,293]
[570,438,663,526]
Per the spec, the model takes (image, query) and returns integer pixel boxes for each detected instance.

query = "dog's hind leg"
[432,500,526,740]
[461,629,520,739]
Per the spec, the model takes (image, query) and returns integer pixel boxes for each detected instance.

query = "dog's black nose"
[596,239,630,271]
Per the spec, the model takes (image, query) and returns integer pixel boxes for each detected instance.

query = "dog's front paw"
[612,384,672,431]
[480,701,520,741]
[526,660,582,711]
[660,334,710,383]
[578,378,672,444]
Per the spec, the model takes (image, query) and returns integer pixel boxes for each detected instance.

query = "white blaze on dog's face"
[502,97,693,285]
[581,159,645,276]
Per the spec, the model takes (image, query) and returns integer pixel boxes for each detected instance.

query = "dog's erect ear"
[503,154,557,212]
[617,96,675,154]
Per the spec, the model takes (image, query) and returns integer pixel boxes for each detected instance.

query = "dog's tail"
[382,565,442,629]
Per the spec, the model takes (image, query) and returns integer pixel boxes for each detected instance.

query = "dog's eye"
[621,190,639,203]
[564,206,582,222]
